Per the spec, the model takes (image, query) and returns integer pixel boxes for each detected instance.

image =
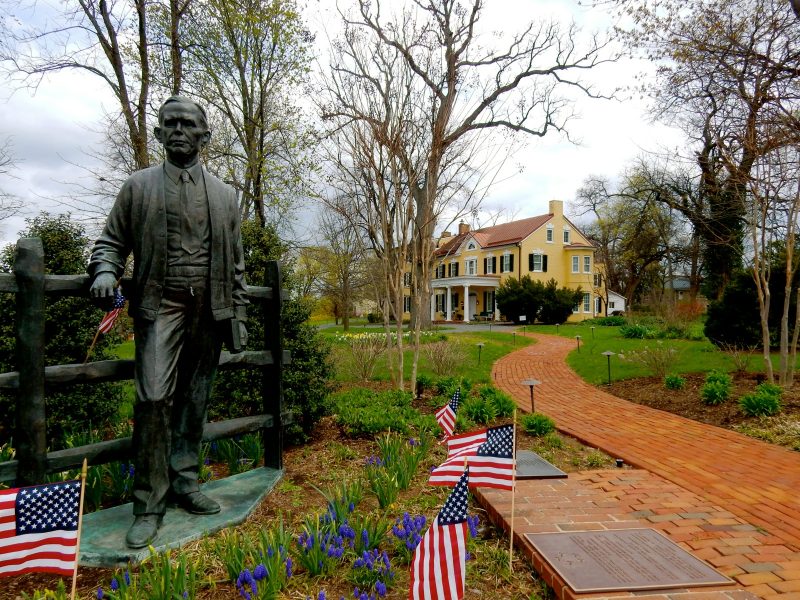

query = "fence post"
[14,238,47,485]
[263,261,283,470]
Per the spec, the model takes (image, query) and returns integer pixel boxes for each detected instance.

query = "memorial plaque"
[516,450,567,479]
[525,529,732,593]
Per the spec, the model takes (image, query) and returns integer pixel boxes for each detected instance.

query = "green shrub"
[0,214,126,449]
[705,370,732,387]
[739,383,783,417]
[478,386,516,418]
[460,396,497,425]
[331,388,420,436]
[700,371,733,406]
[435,376,471,398]
[664,374,686,390]
[521,413,556,437]
[619,323,657,339]
[416,373,435,396]
[593,316,626,326]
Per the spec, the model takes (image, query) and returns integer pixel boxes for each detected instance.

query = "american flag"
[435,388,460,438]
[98,290,126,334]
[410,465,469,600]
[0,480,80,577]
[429,424,515,491]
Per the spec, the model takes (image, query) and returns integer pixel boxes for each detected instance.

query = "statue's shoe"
[125,514,163,548]
[174,491,221,515]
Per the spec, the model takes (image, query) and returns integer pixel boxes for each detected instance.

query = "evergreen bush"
[521,413,556,437]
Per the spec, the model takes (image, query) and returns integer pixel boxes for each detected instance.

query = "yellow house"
[408,200,606,323]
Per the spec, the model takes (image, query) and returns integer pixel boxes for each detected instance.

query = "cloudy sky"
[0,0,687,245]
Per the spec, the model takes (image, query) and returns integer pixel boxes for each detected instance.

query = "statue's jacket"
[88,163,248,322]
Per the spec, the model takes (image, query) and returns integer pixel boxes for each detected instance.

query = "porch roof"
[431,275,501,289]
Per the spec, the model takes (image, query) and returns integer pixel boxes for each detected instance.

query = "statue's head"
[154,96,211,166]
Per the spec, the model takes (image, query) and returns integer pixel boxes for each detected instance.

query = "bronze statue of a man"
[88,96,248,548]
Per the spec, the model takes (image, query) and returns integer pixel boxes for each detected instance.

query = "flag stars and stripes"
[435,388,461,438]
[429,424,515,491]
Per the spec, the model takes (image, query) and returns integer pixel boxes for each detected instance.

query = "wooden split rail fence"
[0,237,287,486]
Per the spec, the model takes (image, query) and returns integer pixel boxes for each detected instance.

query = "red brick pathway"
[479,332,800,600]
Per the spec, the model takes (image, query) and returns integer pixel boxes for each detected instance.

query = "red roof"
[435,214,553,257]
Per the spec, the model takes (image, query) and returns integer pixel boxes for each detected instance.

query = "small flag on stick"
[0,480,81,577]
[98,289,126,334]
[435,388,460,438]
[85,288,126,364]
[410,464,470,600]
[429,424,515,490]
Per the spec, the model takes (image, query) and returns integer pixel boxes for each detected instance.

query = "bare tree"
[0,137,23,224]
[0,1,185,171]
[614,0,800,298]
[323,0,618,390]
[313,208,369,330]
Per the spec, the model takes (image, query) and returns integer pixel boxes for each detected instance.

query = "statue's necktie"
[180,170,197,255]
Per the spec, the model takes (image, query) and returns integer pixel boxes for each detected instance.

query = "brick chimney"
[458,221,470,235]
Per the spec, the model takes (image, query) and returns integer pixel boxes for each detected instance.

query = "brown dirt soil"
[605,372,800,441]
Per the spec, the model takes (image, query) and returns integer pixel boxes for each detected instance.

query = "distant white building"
[606,291,627,315]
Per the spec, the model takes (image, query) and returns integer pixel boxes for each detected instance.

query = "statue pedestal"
[79,467,283,567]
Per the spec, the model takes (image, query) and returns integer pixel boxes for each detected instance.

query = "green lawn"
[526,322,787,385]
[325,328,534,386]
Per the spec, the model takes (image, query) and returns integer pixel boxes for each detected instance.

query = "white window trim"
[465,257,477,275]
[485,255,495,274]
[583,292,591,313]
[501,253,512,273]
[563,227,570,244]
[546,224,554,243]
[532,253,543,272]
[466,241,476,250]
[583,255,591,273]
[571,256,579,273]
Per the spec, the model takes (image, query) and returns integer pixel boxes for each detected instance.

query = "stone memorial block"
[516,449,567,479]
[525,528,732,593]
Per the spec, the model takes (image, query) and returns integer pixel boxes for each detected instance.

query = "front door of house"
[469,295,477,320]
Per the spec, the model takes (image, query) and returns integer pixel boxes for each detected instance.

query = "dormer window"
[466,241,476,250]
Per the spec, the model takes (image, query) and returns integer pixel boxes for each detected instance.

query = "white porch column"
[463,284,470,323]
[446,286,453,321]
[494,290,500,321]
[430,292,435,322]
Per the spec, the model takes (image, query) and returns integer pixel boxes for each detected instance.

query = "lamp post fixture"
[521,378,541,412]
[591,325,595,339]
[477,342,485,365]
[556,323,560,334]
[602,351,615,385]
[576,335,582,352]
[512,332,516,345]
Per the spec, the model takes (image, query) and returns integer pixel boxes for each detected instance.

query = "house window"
[563,228,570,243]
[593,273,602,287]
[583,256,591,273]
[403,295,411,313]
[546,225,554,243]
[572,301,580,313]
[483,291,495,313]
[595,297,602,314]
[501,253,514,273]
[467,241,476,250]
[530,253,543,272]
[583,293,591,312]
[609,301,616,309]
[448,262,459,277]
[485,256,495,274]
[572,256,579,273]
[465,258,477,275]
[435,293,446,312]
[403,271,412,287]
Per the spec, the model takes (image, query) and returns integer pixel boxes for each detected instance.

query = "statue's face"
[154,101,210,164]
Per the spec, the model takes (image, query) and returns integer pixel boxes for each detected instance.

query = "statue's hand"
[239,321,248,349]
[90,272,117,309]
